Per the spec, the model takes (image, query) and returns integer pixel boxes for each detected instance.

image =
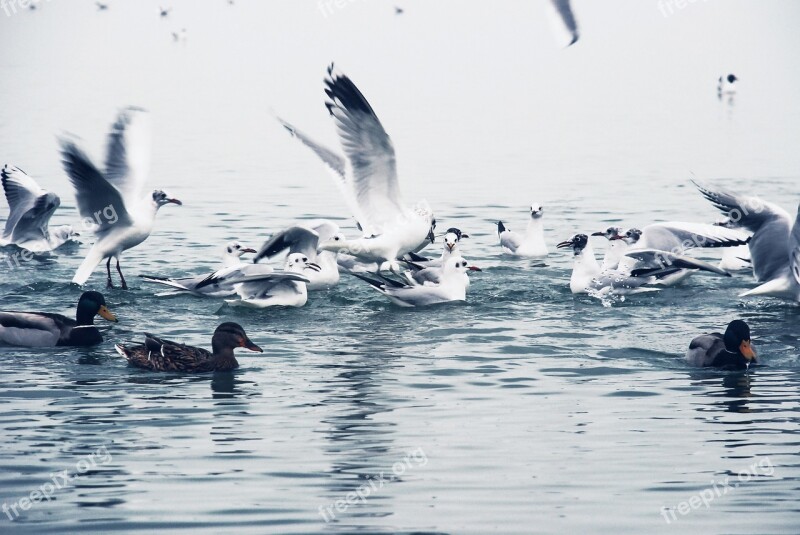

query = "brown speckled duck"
[115,322,262,372]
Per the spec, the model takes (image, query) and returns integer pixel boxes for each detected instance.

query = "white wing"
[640,222,750,252]
[1,165,58,241]
[59,138,132,232]
[324,65,405,234]
[103,106,152,201]
[254,226,320,262]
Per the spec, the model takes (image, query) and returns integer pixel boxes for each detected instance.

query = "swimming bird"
[547,0,579,47]
[352,256,474,307]
[401,229,477,285]
[1,165,78,252]
[140,241,285,297]
[686,320,756,370]
[59,107,181,290]
[0,291,117,347]
[717,74,738,97]
[253,220,342,290]
[226,253,317,308]
[497,203,548,258]
[276,65,435,269]
[694,181,800,302]
[116,322,261,372]
[591,226,626,271]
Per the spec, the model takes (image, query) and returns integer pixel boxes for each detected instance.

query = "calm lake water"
[1,1,799,533]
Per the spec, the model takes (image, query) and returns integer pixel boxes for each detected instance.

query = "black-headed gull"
[401,228,479,285]
[59,107,181,289]
[227,253,318,308]
[590,227,626,271]
[1,165,78,252]
[694,181,800,303]
[497,203,548,258]
[253,220,342,290]
[351,256,474,307]
[276,65,435,269]
[139,241,290,297]
[717,74,738,97]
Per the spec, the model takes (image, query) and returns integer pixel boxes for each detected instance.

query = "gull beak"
[468,266,482,272]
[740,340,756,360]
[306,262,322,272]
[591,231,604,236]
[241,337,263,353]
[241,247,257,254]
[167,198,182,205]
[610,235,625,241]
[446,243,455,252]
[461,233,470,239]
[556,239,574,249]
[97,305,118,323]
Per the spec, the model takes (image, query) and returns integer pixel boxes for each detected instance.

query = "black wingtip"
[497,221,506,233]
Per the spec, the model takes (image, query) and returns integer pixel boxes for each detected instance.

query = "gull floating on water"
[226,253,318,308]
[694,180,800,303]
[1,165,78,252]
[591,227,626,271]
[497,203,549,258]
[140,241,287,297]
[60,107,181,289]
[276,65,435,269]
[401,228,478,285]
[352,256,475,307]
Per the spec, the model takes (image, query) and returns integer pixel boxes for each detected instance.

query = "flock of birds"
[0,4,794,374]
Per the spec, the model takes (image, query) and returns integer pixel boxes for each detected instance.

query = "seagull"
[226,253,318,308]
[614,222,748,286]
[140,241,287,297]
[276,65,435,269]
[717,74,738,97]
[96,2,108,10]
[547,0,579,47]
[497,203,548,258]
[172,28,187,42]
[158,6,171,17]
[1,165,78,252]
[714,218,752,272]
[351,256,474,307]
[400,228,479,285]
[403,227,468,267]
[694,181,800,302]
[253,220,343,290]
[591,227,626,271]
[59,107,182,290]
[395,6,404,15]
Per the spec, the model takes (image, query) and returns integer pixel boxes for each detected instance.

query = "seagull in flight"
[1,165,78,252]
[59,107,181,290]
[694,180,800,303]
[548,0,579,47]
[276,65,435,270]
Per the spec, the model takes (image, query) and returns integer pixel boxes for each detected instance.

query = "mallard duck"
[0,291,117,347]
[686,320,757,370]
[116,322,262,372]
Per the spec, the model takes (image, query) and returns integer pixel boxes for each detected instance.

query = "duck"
[0,291,117,347]
[115,322,262,372]
[686,320,757,370]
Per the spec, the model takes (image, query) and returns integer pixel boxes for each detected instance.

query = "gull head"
[444,256,482,276]
[152,189,182,208]
[556,234,589,255]
[225,241,256,259]
[530,203,544,219]
[285,252,321,274]
[621,228,642,246]
[591,226,624,241]
[443,228,468,253]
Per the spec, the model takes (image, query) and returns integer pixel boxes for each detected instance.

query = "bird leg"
[116,258,128,290]
[106,258,114,289]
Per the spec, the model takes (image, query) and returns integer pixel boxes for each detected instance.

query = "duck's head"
[591,226,624,241]
[212,322,262,354]
[77,291,117,324]
[151,189,182,208]
[530,203,544,219]
[556,234,589,255]
[723,320,756,361]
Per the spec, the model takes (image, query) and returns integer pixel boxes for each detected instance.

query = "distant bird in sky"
[717,74,738,96]
[59,107,182,289]
[172,28,187,42]
[548,0,579,47]
[1,165,78,252]
[96,2,108,11]
[158,6,171,18]
[395,6,404,15]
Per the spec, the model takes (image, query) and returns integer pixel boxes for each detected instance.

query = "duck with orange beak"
[686,320,758,370]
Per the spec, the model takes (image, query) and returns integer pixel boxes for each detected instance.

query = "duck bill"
[740,340,756,360]
[242,338,263,353]
[97,305,118,323]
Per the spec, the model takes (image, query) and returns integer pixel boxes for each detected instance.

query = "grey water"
[1,1,799,533]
